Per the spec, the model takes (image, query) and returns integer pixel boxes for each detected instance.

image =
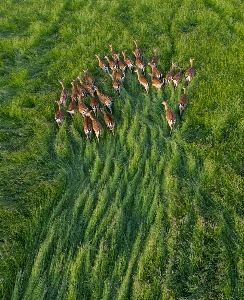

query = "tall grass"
[0,0,243,299]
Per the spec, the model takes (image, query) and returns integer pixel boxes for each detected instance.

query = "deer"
[173,67,183,88]
[100,108,115,135]
[178,86,188,116]
[94,86,114,114]
[133,54,145,74]
[150,48,158,66]
[109,44,118,63]
[165,62,177,85]
[104,55,118,71]
[95,54,109,74]
[83,70,95,85]
[161,101,176,135]
[112,69,125,84]
[78,95,89,117]
[83,115,93,139]
[134,69,149,94]
[109,73,121,95]
[71,79,80,102]
[148,73,164,91]
[77,76,95,96]
[66,97,77,117]
[185,58,195,84]
[122,50,134,73]
[55,100,65,127]
[148,62,163,80]
[85,111,103,142]
[114,53,127,73]
[59,79,69,106]
[133,39,143,59]
[90,96,99,117]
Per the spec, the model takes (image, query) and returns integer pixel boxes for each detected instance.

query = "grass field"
[0,0,243,299]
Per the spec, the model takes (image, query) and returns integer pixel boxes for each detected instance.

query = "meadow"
[0,0,243,299]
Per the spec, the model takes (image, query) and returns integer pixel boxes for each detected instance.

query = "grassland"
[0,0,243,299]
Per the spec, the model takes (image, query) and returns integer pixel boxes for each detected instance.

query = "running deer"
[148,73,164,91]
[133,39,143,59]
[85,111,103,142]
[122,50,134,73]
[185,58,195,83]
[100,108,115,135]
[165,62,177,85]
[134,69,149,94]
[83,115,93,139]
[150,48,158,66]
[104,55,118,71]
[132,52,145,74]
[95,54,109,74]
[83,70,95,85]
[148,62,163,80]
[114,53,127,73]
[109,73,121,95]
[94,87,114,114]
[67,97,77,117]
[78,95,89,117]
[71,79,80,102]
[161,101,176,135]
[112,69,125,84]
[173,67,183,88]
[55,100,65,127]
[90,96,99,117]
[59,79,69,106]
[109,44,118,63]
[178,86,188,116]
[77,76,95,96]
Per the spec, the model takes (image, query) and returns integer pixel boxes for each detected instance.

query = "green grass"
[0,0,244,299]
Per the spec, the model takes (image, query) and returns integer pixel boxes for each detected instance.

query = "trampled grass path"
[0,0,243,299]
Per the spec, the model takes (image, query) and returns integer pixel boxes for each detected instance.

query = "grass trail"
[0,0,243,299]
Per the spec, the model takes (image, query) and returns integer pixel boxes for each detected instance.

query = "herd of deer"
[55,40,195,140]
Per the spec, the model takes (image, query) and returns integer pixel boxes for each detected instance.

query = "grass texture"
[0,0,243,299]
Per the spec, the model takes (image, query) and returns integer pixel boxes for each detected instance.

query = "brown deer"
[90,96,99,117]
[83,70,95,85]
[148,73,164,91]
[112,69,125,84]
[59,79,69,106]
[83,115,93,139]
[178,86,188,116]
[109,44,118,63]
[133,53,145,74]
[150,48,158,66]
[78,95,89,117]
[85,111,103,142]
[161,101,176,135]
[94,87,114,114]
[185,58,195,83]
[71,79,80,102]
[95,54,109,74]
[148,62,163,80]
[55,100,65,127]
[165,62,177,85]
[104,55,118,71]
[133,39,143,59]
[114,53,127,73]
[109,73,121,95]
[134,69,149,94]
[100,108,115,135]
[173,67,183,88]
[66,97,77,117]
[122,50,134,73]
[77,76,95,96]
